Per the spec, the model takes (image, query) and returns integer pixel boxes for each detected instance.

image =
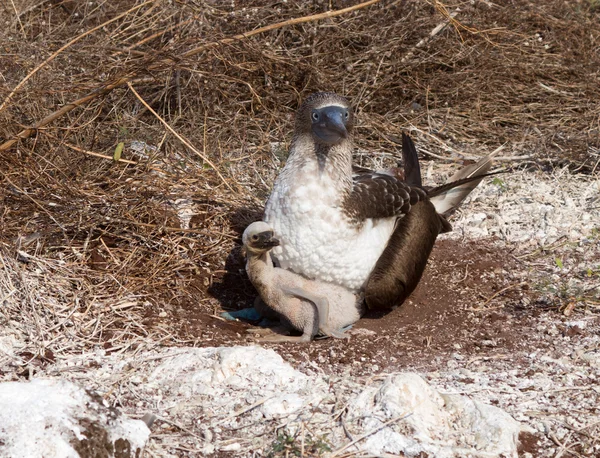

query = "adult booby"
[243,221,363,342]
[264,92,495,310]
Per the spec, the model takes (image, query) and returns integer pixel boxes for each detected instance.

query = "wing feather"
[344,173,426,221]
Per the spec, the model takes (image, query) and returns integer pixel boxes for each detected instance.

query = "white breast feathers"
[264,160,396,291]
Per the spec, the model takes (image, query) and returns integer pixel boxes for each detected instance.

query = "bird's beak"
[322,109,348,139]
[256,232,280,249]
[264,237,280,248]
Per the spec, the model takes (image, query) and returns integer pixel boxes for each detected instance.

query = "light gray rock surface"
[40,346,523,457]
[347,372,522,457]
[0,379,150,458]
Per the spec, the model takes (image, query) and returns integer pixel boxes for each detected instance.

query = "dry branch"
[401,9,460,63]
[0,1,155,115]
[0,0,382,152]
[180,0,382,60]
[0,76,132,151]
[329,412,413,457]
[127,82,234,192]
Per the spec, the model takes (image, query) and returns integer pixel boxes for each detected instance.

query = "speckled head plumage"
[294,92,354,145]
[242,222,280,255]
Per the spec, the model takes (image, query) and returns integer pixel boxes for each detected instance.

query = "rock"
[0,379,149,458]
[141,348,524,457]
[141,346,319,429]
[260,393,305,419]
[348,373,522,457]
[146,346,309,398]
[13,347,524,457]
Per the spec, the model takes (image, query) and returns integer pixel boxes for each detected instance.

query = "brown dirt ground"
[167,236,561,370]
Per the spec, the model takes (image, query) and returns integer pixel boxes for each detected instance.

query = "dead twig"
[9,0,26,38]
[329,412,412,457]
[401,9,460,62]
[180,0,382,60]
[476,281,528,310]
[215,396,274,426]
[0,0,382,151]
[0,1,155,115]
[0,76,133,152]
[126,82,235,192]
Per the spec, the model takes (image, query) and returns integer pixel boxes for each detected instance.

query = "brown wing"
[365,199,442,310]
[344,172,427,221]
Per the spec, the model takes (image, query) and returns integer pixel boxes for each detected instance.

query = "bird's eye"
[344,111,349,119]
[251,235,259,240]
[311,111,319,122]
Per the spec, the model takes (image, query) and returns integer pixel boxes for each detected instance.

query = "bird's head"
[295,92,354,145]
[242,221,280,255]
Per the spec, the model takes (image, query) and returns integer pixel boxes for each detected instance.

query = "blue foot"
[220,307,262,322]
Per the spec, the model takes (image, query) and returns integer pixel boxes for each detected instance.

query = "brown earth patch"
[163,236,552,377]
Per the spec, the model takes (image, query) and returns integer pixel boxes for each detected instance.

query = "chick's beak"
[257,232,279,249]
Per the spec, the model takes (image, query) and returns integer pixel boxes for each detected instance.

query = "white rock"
[0,379,149,458]
[220,442,241,451]
[443,393,521,453]
[0,333,20,360]
[169,198,195,229]
[348,373,522,457]
[147,346,308,397]
[470,212,488,226]
[261,393,305,419]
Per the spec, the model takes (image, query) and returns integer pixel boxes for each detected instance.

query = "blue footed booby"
[264,92,496,310]
[242,221,364,342]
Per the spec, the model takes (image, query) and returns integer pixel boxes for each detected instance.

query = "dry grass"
[1,0,599,368]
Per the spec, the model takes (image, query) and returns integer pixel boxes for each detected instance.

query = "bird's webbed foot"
[245,325,290,337]
[317,326,350,340]
[256,334,313,343]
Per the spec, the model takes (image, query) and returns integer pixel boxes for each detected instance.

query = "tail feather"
[427,170,501,198]
[429,150,500,216]
[389,132,501,217]
[401,132,422,187]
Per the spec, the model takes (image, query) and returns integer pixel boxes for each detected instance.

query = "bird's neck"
[246,251,274,293]
[287,135,353,188]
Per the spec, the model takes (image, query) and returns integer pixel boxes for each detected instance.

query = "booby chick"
[264,92,496,310]
[243,221,364,343]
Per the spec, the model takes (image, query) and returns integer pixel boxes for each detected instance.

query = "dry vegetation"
[1,0,599,360]
[0,2,599,453]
